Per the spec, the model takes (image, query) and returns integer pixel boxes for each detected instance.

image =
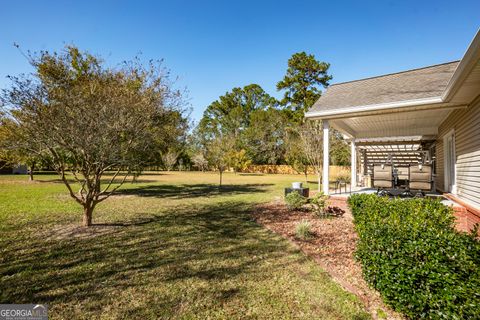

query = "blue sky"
[1,1,479,122]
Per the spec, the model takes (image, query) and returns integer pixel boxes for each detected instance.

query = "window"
[443,130,456,194]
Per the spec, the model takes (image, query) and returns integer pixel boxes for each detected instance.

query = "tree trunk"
[317,171,321,192]
[132,174,139,183]
[28,163,35,181]
[83,204,94,227]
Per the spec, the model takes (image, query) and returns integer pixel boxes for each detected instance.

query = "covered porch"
[319,113,474,232]
[304,30,480,233]
[305,30,480,233]
[318,103,465,196]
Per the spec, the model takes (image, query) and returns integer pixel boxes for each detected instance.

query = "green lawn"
[0,172,369,319]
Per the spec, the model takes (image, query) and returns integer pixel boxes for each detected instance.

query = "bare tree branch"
[298,120,324,192]
[97,170,131,202]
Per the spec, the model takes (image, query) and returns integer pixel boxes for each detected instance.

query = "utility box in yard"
[284,187,310,198]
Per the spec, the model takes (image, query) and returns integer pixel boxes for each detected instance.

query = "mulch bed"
[252,198,403,320]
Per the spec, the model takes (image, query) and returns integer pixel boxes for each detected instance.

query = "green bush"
[285,191,307,210]
[295,219,313,240]
[310,191,328,216]
[348,194,480,319]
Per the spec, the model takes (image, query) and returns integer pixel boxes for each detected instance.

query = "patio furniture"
[408,164,433,197]
[373,164,394,196]
[334,179,350,194]
[393,166,409,189]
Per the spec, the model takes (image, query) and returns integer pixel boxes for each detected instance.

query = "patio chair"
[393,166,409,188]
[373,164,394,196]
[394,166,415,197]
[408,164,433,197]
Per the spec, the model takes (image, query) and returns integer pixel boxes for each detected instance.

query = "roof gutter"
[305,96,444,119]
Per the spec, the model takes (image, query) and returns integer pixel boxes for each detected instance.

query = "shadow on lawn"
[114,183,272,199]
[0,200,297,314]
[36,177,159,184]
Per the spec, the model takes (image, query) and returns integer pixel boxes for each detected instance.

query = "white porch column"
[362,149,367,175]
[323,120,330,195]
[350,140,357,189]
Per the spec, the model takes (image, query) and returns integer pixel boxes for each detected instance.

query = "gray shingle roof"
[308,61,459,114]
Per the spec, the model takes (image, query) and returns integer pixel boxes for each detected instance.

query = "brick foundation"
[443,194,480,234]
[452,206,480,233]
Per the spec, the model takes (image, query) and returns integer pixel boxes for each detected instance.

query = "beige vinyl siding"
[436,97,480,208]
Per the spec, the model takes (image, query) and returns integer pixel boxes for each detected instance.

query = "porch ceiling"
[331,107,454,139]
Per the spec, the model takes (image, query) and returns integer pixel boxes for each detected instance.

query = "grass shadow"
[114,183,273,199]
[35,177,159,185]
[0,201,295,310]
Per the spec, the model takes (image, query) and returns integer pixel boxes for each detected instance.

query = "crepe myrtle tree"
[206,135,234,188]
[1,46,187,226]
[298,120,324,192]
[161,149,179,171]
[285,130,310,183]
[192,153,209,172]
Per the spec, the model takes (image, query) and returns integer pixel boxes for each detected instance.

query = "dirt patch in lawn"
[252,198,403,320]
[42,224,125,240]
[41,216,159,240]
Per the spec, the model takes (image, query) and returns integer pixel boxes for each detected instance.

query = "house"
[306,30,480,231]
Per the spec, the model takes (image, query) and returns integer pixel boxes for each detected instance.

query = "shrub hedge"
[309,192,328,216]
[347,194,480,319]
[285,191,307,210]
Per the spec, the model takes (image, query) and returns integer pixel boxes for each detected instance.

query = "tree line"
[188,52,350,185]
